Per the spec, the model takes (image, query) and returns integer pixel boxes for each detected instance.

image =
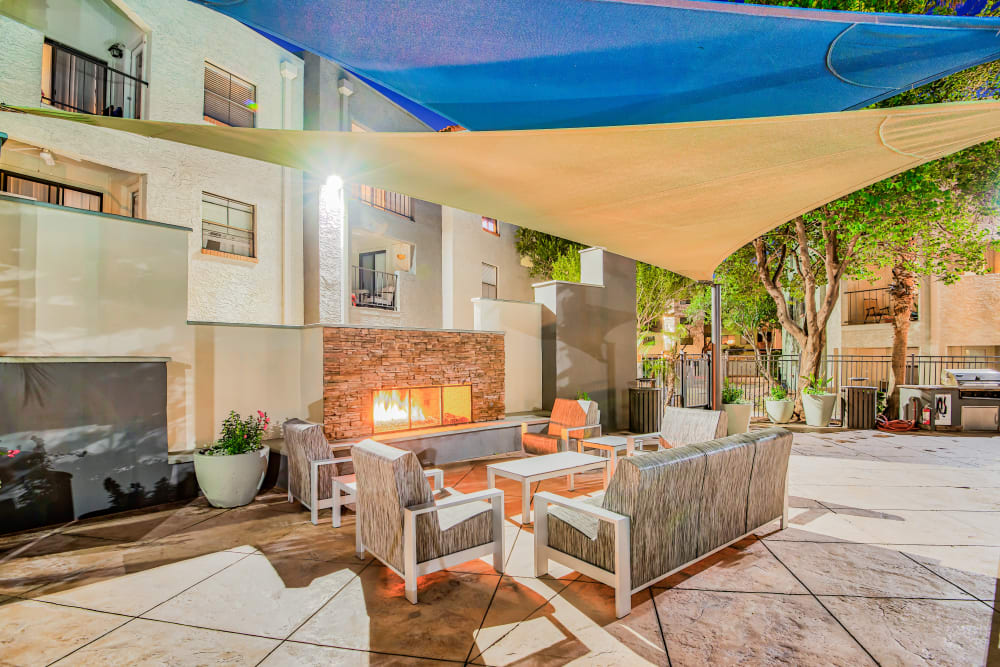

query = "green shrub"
[801,373,833,396]
[722,380,748,404]
[768,386,788,401]
[576,391,590,401]
[200,410,270,456]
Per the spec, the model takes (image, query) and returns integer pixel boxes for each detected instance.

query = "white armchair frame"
[331,465,443,528]
[354,486,505,604]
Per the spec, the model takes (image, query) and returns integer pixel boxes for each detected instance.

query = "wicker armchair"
[282,419,352,525]
[534,428,792,618]
[521,398,601,456]
[351,439,504,604]
[625,406,727,454]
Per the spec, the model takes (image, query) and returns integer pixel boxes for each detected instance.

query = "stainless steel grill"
[900,368,1000,432]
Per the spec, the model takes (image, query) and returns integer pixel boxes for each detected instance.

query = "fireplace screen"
[372,384,472,434]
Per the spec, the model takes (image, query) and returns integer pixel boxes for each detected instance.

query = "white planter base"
[723,403,752,435]
[802,393,837,427]
[765,400,795,424]
[193,447,268,508]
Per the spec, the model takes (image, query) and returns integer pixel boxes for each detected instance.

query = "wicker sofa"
[533,428,792,617]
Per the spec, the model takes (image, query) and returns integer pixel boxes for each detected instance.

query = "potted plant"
[801,374,836,427]
[764,386,795,424]
[194,410,270,508]
[722,381,752,435]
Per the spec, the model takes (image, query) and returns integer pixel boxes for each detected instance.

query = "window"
[0,170,102,212]
[201,193,255,258]
[41,40,146,119]
[481,217,499,235]
[204,63,256,128]
[481,262,498,299]
[351,183,413,219]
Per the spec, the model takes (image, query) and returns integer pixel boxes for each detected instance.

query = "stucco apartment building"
[0,0,535,454]
[0,0,533,333]
[827,254,1000,359]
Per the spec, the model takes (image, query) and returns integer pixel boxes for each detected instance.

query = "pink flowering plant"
[201,410,270,456]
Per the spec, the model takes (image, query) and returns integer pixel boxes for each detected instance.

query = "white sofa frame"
[533,469,789,618]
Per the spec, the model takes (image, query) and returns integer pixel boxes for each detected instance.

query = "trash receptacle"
[843,385,878,429]
[629,386,663,433]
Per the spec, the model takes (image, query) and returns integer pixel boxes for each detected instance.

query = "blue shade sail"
[190,0,1000,130]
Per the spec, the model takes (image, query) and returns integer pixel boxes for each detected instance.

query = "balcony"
[351,183,412,219]
[352,266,398,310]
[41,40,147,120]
[843,287,918,325]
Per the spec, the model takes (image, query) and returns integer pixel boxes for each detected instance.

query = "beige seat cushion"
[548,493,605,541]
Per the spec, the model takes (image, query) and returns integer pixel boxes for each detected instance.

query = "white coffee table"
[578,435,630,476]
[487,451,608,524]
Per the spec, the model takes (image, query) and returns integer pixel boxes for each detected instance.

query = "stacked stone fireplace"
[323,327,505,441]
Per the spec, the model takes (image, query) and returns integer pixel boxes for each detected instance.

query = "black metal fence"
[642,353,1000,421]
[43,40,146,119]
[641,353,711,409]
[352,266,397,310]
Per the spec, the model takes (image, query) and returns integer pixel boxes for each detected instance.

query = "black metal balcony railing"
[42,40,147,119]
[843,287,918,325]
[351,183,413,219]
[352,266,398,310]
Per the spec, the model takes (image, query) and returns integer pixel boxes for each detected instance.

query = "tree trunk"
[795,334,826,417]
[691,312,706,353]
[887,262,917,418]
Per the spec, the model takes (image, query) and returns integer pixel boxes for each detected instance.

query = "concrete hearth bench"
[356,416,550,465]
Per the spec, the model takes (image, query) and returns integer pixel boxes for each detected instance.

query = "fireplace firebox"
[372,384,473,434]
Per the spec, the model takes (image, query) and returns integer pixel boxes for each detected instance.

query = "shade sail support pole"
[711,282,722,411]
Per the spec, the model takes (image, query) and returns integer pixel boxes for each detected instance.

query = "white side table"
[578,435,630,477]
[486,452,608,524]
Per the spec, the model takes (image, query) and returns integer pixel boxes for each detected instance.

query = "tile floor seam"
[759,539,882,665]
[464,576,577,664]
[895,550,1000,613]
[463,566,507,664]
[287,555,376,632]
[271,639,468,665]
[647,587,673,667]
[45,615,137,666]
[134,550,255,620]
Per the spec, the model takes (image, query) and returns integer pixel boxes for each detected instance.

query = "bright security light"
[325,174,343,191]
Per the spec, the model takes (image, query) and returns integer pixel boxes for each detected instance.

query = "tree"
[635,263,696,352]
[717,247,781,386]
[514,228,583,280]
[744,0,1000,415]
[847,143,1000,415]
[551,249,581,282]
[752,211,860,408]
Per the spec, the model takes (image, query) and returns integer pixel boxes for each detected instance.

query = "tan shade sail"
[6,102,1000,280]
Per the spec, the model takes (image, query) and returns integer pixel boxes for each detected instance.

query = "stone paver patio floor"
[2,430,999,665]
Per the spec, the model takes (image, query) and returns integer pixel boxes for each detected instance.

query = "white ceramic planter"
[723,403,752,435]
[802,393,837,427]
[193,446,268,508]
[765,399,795,424]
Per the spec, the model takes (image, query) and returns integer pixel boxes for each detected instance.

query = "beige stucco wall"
[442,210,536,330]
[473,298,543,413]
[0,198,322,452]
[0,0,304,326]
[831,272,999,356]
[0,198,195,450]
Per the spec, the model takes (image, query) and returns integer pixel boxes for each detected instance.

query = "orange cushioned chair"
[521,398,601,456]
